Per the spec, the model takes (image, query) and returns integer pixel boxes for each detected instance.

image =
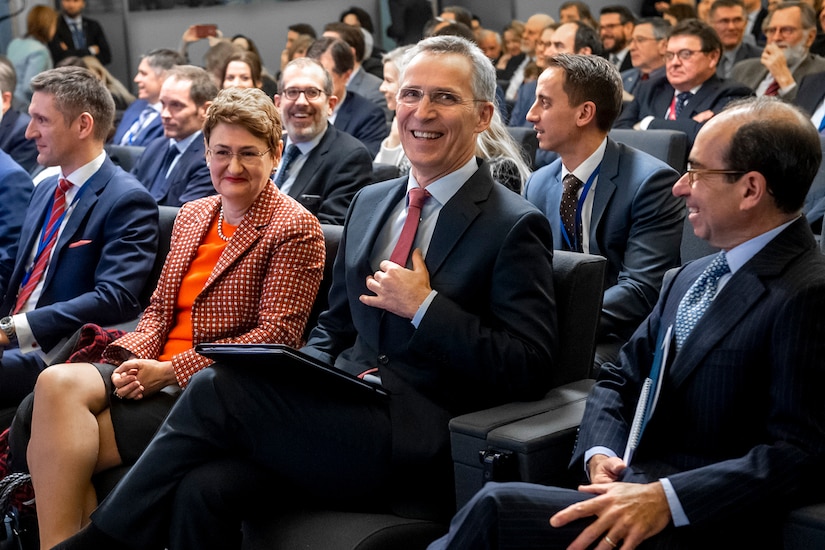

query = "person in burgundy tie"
[0,66,158,409]
[620,17,669,100]
[428,97,825,550]
[730,2,825,102]
[52,35,558,550]
[615,18,753,148]
[130,65,218,206]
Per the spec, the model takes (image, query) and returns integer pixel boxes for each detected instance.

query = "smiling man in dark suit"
[525,53,683,371]
[0,67,158,409]
[54,35,557,550]
[429,96,825,550]
[615,19,753,148]
[131,65,217,206]
[272,57,373,225]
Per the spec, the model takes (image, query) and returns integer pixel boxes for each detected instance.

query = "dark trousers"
[91,363,393,549]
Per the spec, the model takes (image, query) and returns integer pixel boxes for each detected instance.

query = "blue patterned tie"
[674,91,693,118]
[674,251,730,350]
[274,144,300,188]
[71,22,86,49]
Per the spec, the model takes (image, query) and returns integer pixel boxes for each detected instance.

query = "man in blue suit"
[0,67,158,408]
[429,96,825,550]
[111,49,186,147]
[525,54,683,370]
[131,65,217,206]
[54,35,557,550]
[273,57,373,225]
[0,150,33,258]
[615,19,753,149]
[308,36,388,157]
[0,57,38,175]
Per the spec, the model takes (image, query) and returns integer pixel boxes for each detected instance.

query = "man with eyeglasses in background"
[710,0,763,79]
[272,57,373,225]
[615,18,752,148]
[731,2,825,102]
[621,16,671,99]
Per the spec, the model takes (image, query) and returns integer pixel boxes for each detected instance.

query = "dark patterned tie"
[764,79,780,97]
[71,22,86,49]
[674,91,693,118]
[560,173,583,252]
[674,251,730,350]
[149,143,179,201]
[274,144,300,188]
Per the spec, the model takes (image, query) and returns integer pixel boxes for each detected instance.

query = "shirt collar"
[562,138,607,183]
[724,217,798,275]
[407,156,478,207]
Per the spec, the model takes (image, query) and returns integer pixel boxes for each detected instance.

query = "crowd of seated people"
[2,2,825,548]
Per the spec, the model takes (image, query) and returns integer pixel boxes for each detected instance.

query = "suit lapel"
[288,125,333,199]
[589,139,619,244]
[681,76,720,117]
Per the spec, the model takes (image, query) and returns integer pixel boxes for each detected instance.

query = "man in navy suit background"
[429,96,825,550]
[0,150,33,259]
[308,37,388,157]
[525,53,683,370]
[272,57,373,225]
[615,19,753,148]
[0,66,158,409]
[48,0,111,66]
[111,49,186,147]
[0,57,38,175]
[131,65,217,206]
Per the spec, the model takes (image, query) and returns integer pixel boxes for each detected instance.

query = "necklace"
[217,207,231,242]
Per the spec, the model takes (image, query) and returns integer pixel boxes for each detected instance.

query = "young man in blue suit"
[131,65,217,206]
[54,35,557,550]
[0,66,158,408]
[111,49,186,147]
[0,57,38,175]
[525,53,683,370]
[272,57,373,225]
[429,96,825,550]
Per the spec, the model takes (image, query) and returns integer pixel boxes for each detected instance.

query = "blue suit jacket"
[0,156,159,352]
[574,217,825,543]
[615,73,753,147]
[0,108,38,175]
[111,100,163,147]
[132,135,214,207]
[333,91,389,158]
[524,138,684,340]
[303,159,557,518]
[508,80,536,129]
[347,68,391,123]
[620,66,666,97]
[0,150,33,259]
[284,124,373,225]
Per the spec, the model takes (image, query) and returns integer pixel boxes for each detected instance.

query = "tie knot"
[408,187,430,209]
[677,91,693,103]
[57,178,73,195]
[562,173,583,193]
[705,251,730,279]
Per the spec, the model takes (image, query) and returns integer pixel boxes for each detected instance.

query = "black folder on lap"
[194,343,390,398]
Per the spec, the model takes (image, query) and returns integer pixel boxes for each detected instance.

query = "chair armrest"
[450,379,595,508]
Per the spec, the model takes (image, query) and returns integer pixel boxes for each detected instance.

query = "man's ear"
[577,101,597,128]
[1,90,12,114]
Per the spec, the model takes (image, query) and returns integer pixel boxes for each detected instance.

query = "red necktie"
[764,79,780,96]
[389,187,430,266]
[14,178,73,313]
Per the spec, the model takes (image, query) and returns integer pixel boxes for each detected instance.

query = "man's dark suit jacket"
[731,53,825,102]
[48,15,111,66]
[621,66,666,97]
[717,41,762,79]
[132,135,215,207]
[0,150,32,258]
[794,70,825,118]
[303,159,557,518]
[0,108,38,174]
[283,124,373,225]
[524,138,684,342]
[0,156,158,353]
[574,217,825,546]
[333,91,389,158]
[111,100,163,147]
[614,73,754,146]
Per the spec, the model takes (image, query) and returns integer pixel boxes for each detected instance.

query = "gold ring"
[604,535,618,548]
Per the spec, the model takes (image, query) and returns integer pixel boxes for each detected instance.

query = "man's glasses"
[764,26,802,37]
[280,87,325,101]
[664,49,709,62]
[396,87,483,108]
[208,148,271,165]
[685,164,746,187]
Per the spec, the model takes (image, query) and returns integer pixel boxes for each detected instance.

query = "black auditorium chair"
[240,250,608,550]
[104,144,147,173]
[608,128,688,173]
[372,162,400,183]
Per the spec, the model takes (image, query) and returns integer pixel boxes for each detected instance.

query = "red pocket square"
[68,239,92,248]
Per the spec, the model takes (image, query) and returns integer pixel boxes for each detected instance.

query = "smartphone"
[194,24,218,38]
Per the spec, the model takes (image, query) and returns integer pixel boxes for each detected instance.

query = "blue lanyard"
[559,164,600,251]
[21,183,88,286]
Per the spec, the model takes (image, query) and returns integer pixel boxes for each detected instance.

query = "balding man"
[504,12,555,103]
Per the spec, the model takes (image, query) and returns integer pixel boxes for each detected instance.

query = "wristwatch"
[0,316,15,341]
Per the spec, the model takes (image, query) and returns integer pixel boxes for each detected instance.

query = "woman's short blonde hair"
[203,87,282,158]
